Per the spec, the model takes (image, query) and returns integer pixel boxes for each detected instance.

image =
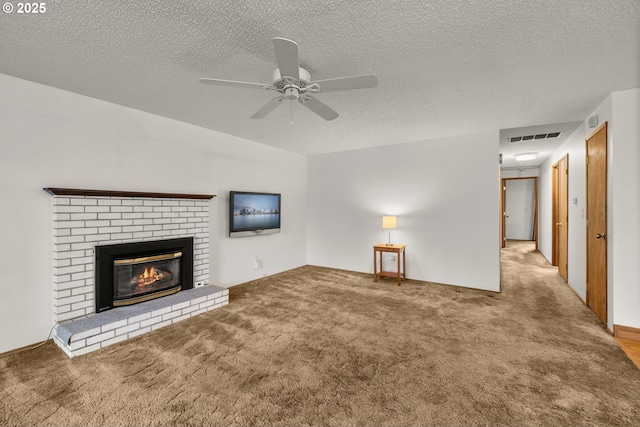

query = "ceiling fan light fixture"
[515,152,537,161]
[284,87,299,100]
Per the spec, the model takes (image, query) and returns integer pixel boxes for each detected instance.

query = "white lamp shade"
[382,216,397,229]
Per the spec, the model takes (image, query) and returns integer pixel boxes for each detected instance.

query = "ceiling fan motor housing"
[272,67,311,97]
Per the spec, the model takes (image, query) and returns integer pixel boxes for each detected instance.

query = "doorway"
[501,177,538,250]
[552,155,569,282]
[586,122,608,325]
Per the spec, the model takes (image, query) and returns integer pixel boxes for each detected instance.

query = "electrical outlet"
[195,282,204,288]
[254,257,264,270]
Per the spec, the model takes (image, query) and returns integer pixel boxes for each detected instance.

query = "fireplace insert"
[95,237,194,312]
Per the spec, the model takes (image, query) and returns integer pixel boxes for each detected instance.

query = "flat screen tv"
[229,191,281,237]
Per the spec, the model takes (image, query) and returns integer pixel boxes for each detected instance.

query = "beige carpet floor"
[1,240,639,426]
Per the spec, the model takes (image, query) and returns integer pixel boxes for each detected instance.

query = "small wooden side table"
[373,244,406,286]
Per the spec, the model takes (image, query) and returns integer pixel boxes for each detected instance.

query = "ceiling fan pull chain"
[290,99,294,126]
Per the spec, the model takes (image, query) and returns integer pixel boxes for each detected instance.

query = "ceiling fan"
[199,37,378,121]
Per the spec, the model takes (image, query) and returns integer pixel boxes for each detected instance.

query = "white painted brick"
[56,265,85,276]
[56,250,86,259]
[128,312,151,324]
[71,271,93,281]
[55,213,71,221]
[214,296,229,305]
[187,206,203,212]
[163,223,179,230]
[140,315,163,328]
[179,223,196,229]
[98,226,122,234]
[205,302,224,312]
[151,306,171,317]
[143,224,162,231]
[54,304,71,314]
[122,199,143,206]
[190,308,207,316]
[54,244,72,253]
[111,206,133,213]
[71,285,93,296]
[133,206,154,213]
[54,258,71,268]
[162,212,179,218]
[190,296,207,306]
[195,211,209,217]
[56,289,72,298]
[128,327,151,339]
[70,326,103,344]
[55,279,86,291]
[162,200,180,206]
[101,334,129,348]
[179,211,195,218]
[85,206,110,213]
[71,256,93,266]
[56,294,85,305]
[172,301,190,311]
[222,289,229,296]
[71,242,95,251]
[143,212,162,219]
[111,232,133,240]
[153,230,172,237]
[98,212,122,220]
[206,291,223,300]
[122,225,144,233]
[56,207,86,214]
[86,330,115,346]
[162,311,182,322]
[85,234,112,243]
[173,313,191,323]
[188,217,204,223]
[182,304,200,315]
[72,227,98,236]
[70,213,98,221]
[68,339,87,351]
[123,212,143,219]
[115,322,140,336]
[171,206,188,212]
[111,219,133,226]
[56,220,86,229]
[70,198,97,206]
[86,220,110,227]
[200,299,216,309]
[72,300,94,311]
[133,231,154,239]
[143,200,162,206]
[152,320,172,330]
[55,235,86,245]
[98,199,122,206]
[170,229,186,236]
[102,319,128,332]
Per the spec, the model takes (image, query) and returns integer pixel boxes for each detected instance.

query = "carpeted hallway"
[1,241,639,426]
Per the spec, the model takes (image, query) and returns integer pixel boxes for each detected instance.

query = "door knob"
[596,233,606,240]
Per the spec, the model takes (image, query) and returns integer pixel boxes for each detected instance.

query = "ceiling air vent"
[509,131,562,142]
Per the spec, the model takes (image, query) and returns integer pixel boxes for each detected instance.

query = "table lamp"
[382,216,397,246]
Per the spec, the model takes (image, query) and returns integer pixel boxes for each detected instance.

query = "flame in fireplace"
[133,266,168,288]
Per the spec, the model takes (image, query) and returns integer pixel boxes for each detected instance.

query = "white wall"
[539,124,587,300]
[307,131,500,292]
[611,88,640,329]
[0,74,307,353]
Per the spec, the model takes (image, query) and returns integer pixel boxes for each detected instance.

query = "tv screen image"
[229,191,281,237]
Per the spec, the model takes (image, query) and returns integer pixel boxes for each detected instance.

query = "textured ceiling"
[1,1,639,157]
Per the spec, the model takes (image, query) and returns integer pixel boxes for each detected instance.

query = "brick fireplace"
[44,188,228,357]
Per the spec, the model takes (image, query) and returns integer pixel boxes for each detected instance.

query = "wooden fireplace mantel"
[43,187,216,200]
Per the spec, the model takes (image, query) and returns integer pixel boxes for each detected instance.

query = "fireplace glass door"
[113,251,182,306]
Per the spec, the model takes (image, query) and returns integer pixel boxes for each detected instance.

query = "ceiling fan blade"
[311,74,378,93]
[272,37,299,81]
[250,96,285,119]
[199,78,271,90]
[298,96,339,121]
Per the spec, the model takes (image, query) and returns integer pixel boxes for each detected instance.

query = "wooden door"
[551,163,559,266]
[558,155,569,282]
[586,122,607,325]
